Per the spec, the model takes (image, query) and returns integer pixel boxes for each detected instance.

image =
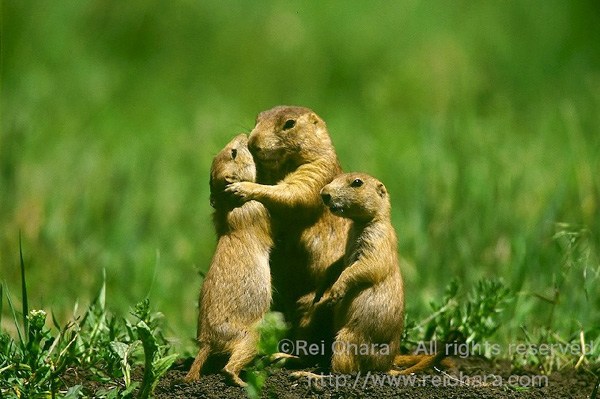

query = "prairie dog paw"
[327,284,345,304]
[317,283,345,306]
[224,181,256,201]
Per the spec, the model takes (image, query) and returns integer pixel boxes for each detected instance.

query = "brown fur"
[185,134,273,386]
[225,106,350,356]
[318,173,450,375]
[318,173,404,373]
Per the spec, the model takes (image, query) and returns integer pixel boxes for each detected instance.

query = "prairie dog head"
[210,134,256,207]
[248,106,333,173]
[320,173,390,221]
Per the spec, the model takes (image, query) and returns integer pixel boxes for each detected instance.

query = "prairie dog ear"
[308,112,321,125]
[377,182,387,198]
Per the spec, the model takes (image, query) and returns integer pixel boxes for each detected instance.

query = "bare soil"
[153,357,599,399]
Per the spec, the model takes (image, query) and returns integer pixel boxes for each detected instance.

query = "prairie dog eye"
[231,148,238,160]
[283,119,296,130]
[350,178,363,188]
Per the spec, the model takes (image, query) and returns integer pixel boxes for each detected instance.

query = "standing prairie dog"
[319,173,449,375]
[225,106,350,351]
[185,134,273,387]
[318,173,405,373]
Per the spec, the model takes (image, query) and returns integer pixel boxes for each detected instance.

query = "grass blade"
[19,232,29,340]
[99,268,106,312]
[0,283,3,327]
[4,285,24,344]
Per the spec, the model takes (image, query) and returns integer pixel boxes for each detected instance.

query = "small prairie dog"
[319,173,449,375]
[225,106,350,345]
[185,134,273,387]
[318,173,404,374]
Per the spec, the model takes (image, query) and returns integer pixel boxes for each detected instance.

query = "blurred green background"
[2,1,599,352]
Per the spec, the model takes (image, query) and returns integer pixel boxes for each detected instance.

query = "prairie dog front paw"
[224,181,257,201]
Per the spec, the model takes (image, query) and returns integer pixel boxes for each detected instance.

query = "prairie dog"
[185,134,273,386]
[225,106,350,350]
[318,173,404,373]
[319,173,449,375]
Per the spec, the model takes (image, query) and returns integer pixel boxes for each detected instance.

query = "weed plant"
[0,258,177,398]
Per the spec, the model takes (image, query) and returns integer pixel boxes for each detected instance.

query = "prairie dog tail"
[393,332,460,375]
[392,353,453,375]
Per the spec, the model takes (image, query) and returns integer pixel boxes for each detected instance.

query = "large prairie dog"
[225,106,350,348]
[185,134,273,387]
[318,173,405,373]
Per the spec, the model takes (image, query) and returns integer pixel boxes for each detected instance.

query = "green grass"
[1,0,599,387]
[0,262,177,398]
